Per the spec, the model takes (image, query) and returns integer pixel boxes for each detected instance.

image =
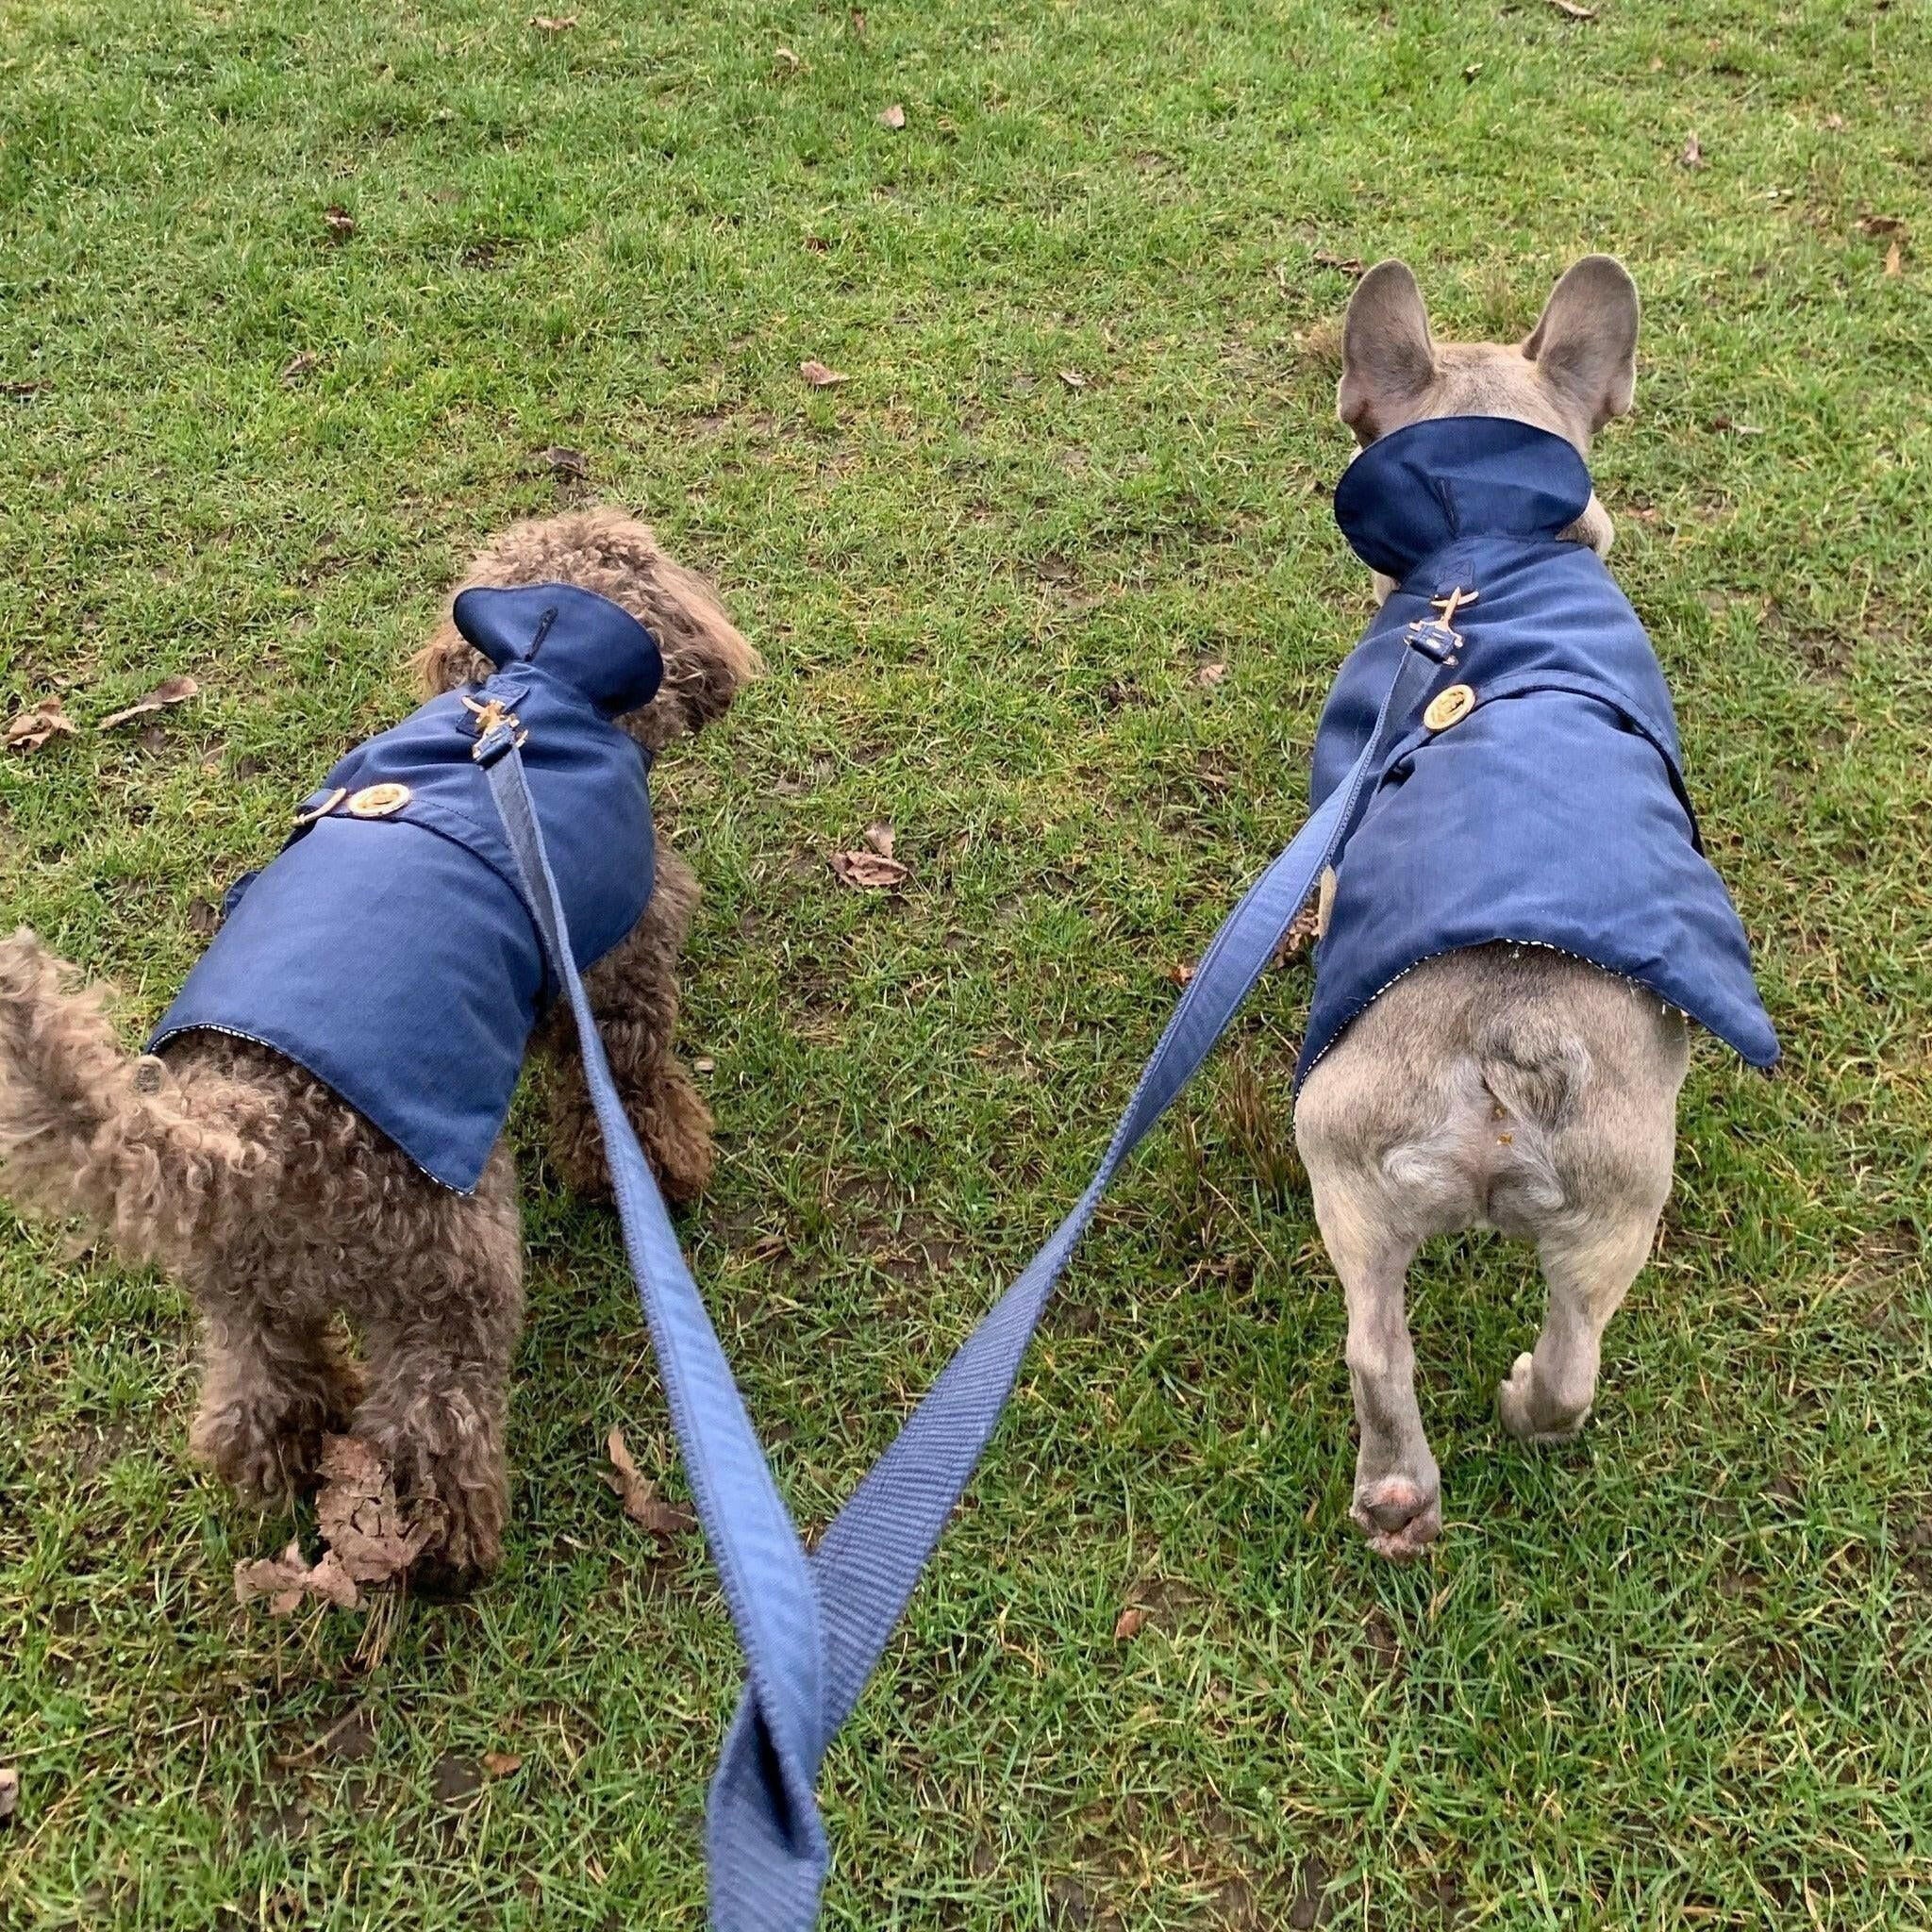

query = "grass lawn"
[3,0,1929,1924]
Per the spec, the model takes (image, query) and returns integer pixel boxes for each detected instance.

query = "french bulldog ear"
[1524,255,1640,433]
[1337,260,1438,441]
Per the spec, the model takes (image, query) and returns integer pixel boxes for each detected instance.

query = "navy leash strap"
[478,623,1445,1929]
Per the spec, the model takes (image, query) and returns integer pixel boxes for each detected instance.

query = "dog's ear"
[1523,255,1639,434]
[1338,260,1438,443]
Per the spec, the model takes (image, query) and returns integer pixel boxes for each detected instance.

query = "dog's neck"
[1369,491,1615,607]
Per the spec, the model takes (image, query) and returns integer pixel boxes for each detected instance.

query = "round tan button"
[1424,683,1476,731]
[347,782,412,818]
[293,786,347,826]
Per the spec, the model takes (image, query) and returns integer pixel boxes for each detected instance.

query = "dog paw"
[191,1397,325,1502]
[1350,1475,1441,1561]
[1497,1351,1591,1445]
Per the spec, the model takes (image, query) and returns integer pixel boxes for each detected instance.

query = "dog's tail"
[0,928,264,1267]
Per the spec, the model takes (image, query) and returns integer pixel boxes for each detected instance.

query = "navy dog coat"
[1295,414,1777,1091]
[151,583,662,1192]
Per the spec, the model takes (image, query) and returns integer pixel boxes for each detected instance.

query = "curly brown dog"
[0,509,756,1580]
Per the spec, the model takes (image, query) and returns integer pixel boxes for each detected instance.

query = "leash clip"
[462,693,528,764]
[1402,585,1478,667]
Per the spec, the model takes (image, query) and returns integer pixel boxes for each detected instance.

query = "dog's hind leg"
[1308,1181,1440,1561]
[538,849,715,1206]
[189,1262,363,1501]
[350,1156,525,1581]
[1496,1210,1661,1444]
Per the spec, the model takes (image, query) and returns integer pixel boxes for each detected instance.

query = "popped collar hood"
[1333,410,1594,580]
[1295,415,1779,1091]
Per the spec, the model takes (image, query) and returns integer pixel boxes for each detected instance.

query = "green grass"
[3,0,1930,1924]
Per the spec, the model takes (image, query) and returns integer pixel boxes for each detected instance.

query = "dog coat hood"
[150,584,662,1192]
[1295,414,1778,1090]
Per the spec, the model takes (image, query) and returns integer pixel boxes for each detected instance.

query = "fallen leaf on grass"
[315,1435,441,1584]
[1679,131,1706,169]
[878,103,906,129]
[235,1539,361,1615]
[800,358,848,388]
[1857,214,1906,237]
[830,848,910,890]
[99,675,198,731]
[1058,368,1087,389]
[1166,962,1196,987]
[279,351,321,383]
[323,206,356,242]
[1463,61,1482,80]
[536,444,590,479]
[1885,238,1903,276]
[1313,251,1366,276]
[0,1767,17,1824]
[1196,662,1229,688]
[1113,1607,1146,1641]
[862,822,896,858]
[1546,0,1595,17]
[529,12,577,27]
[1,381,42,399]
[1709,417,1765,436]
[5,706,75,752]
[693,1055,716,1074]
[606,1426,697,1543]
[481,1751,524,1777]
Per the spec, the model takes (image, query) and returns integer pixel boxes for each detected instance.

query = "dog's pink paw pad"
[1351,1477,1441,1561]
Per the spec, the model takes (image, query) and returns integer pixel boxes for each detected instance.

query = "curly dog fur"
[0,508,757,1580]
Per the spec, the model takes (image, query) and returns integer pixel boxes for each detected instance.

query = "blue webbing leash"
[476,618,1449,1928]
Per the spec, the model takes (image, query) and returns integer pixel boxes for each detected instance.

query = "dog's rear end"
[1295,258,1690,1558]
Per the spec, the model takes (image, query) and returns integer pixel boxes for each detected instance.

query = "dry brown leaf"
[5,706,75,753]
[323,206,356,241]
[280,351,321,384]
[1709,417,1765,436]
[774,44,801,69]
[529,12,577,28]
[1463,61,1482,80]
[315,1434,441,1584]
[879,103,907,129]
[1166,962,1196,987]
[1196,662,1229,688]
[99,675,198,731]
[606,1425,698,1542]
[829,849,910,890]
[1113,1607,1146,1641]
[800,358,848,388]
[1058,368,1087,390]
[481,1751,524,1777]
[861,822,896,858]
[1313,251,1366,276]
[234,1539,361,1615]
[1546,0,1595,17]
[0,1767,17,1824]
[693,1055,716,1074]
[1679,131,1706,169]
[537,444,590,478]
[1885,238,1903,276]
[1824,111,1845,131]
[1857,214,1906,237]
